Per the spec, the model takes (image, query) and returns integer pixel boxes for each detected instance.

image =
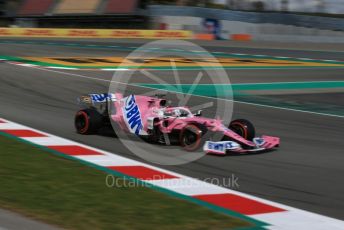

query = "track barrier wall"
[0,28,193,39]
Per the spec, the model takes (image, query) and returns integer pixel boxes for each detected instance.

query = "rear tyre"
[180,124,203,151]
[75,109,103,134]
[229,119,255,141]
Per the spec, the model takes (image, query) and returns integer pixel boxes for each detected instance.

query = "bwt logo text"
[124,95,143,135]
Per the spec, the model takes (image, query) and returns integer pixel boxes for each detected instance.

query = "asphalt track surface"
[0,39,344,222]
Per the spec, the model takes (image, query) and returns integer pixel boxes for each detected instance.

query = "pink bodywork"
[109,94,279,154]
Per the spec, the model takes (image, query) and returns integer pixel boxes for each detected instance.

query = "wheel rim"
[230,122,248,139]
[184,130,197,145]
[181,125,202,151]
[75,111,89,134]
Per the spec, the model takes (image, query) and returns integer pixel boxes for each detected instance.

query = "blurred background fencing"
[0,0,343,42]
[2,0,344,18]
[0,0,148,28]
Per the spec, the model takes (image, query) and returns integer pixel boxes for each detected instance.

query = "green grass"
[0,135,252,230]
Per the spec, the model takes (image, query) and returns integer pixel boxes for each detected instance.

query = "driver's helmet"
[173,109,181,117]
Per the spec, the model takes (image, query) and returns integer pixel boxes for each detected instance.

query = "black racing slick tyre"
[75,109,103,134]
[229,119,255,141]
[180,124,204,151]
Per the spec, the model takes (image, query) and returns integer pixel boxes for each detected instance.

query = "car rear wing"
[77,93,117,113]
[78,93,116,105]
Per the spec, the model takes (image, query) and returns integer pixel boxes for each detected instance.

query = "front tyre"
[229,119,255,141]
[75,109,103,134]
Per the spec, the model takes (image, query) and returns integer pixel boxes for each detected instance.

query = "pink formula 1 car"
[74,93,279,155]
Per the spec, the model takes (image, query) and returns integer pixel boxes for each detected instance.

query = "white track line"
[162,81,344,85]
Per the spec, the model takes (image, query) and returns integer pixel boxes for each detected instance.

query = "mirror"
[194,110,202,116]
